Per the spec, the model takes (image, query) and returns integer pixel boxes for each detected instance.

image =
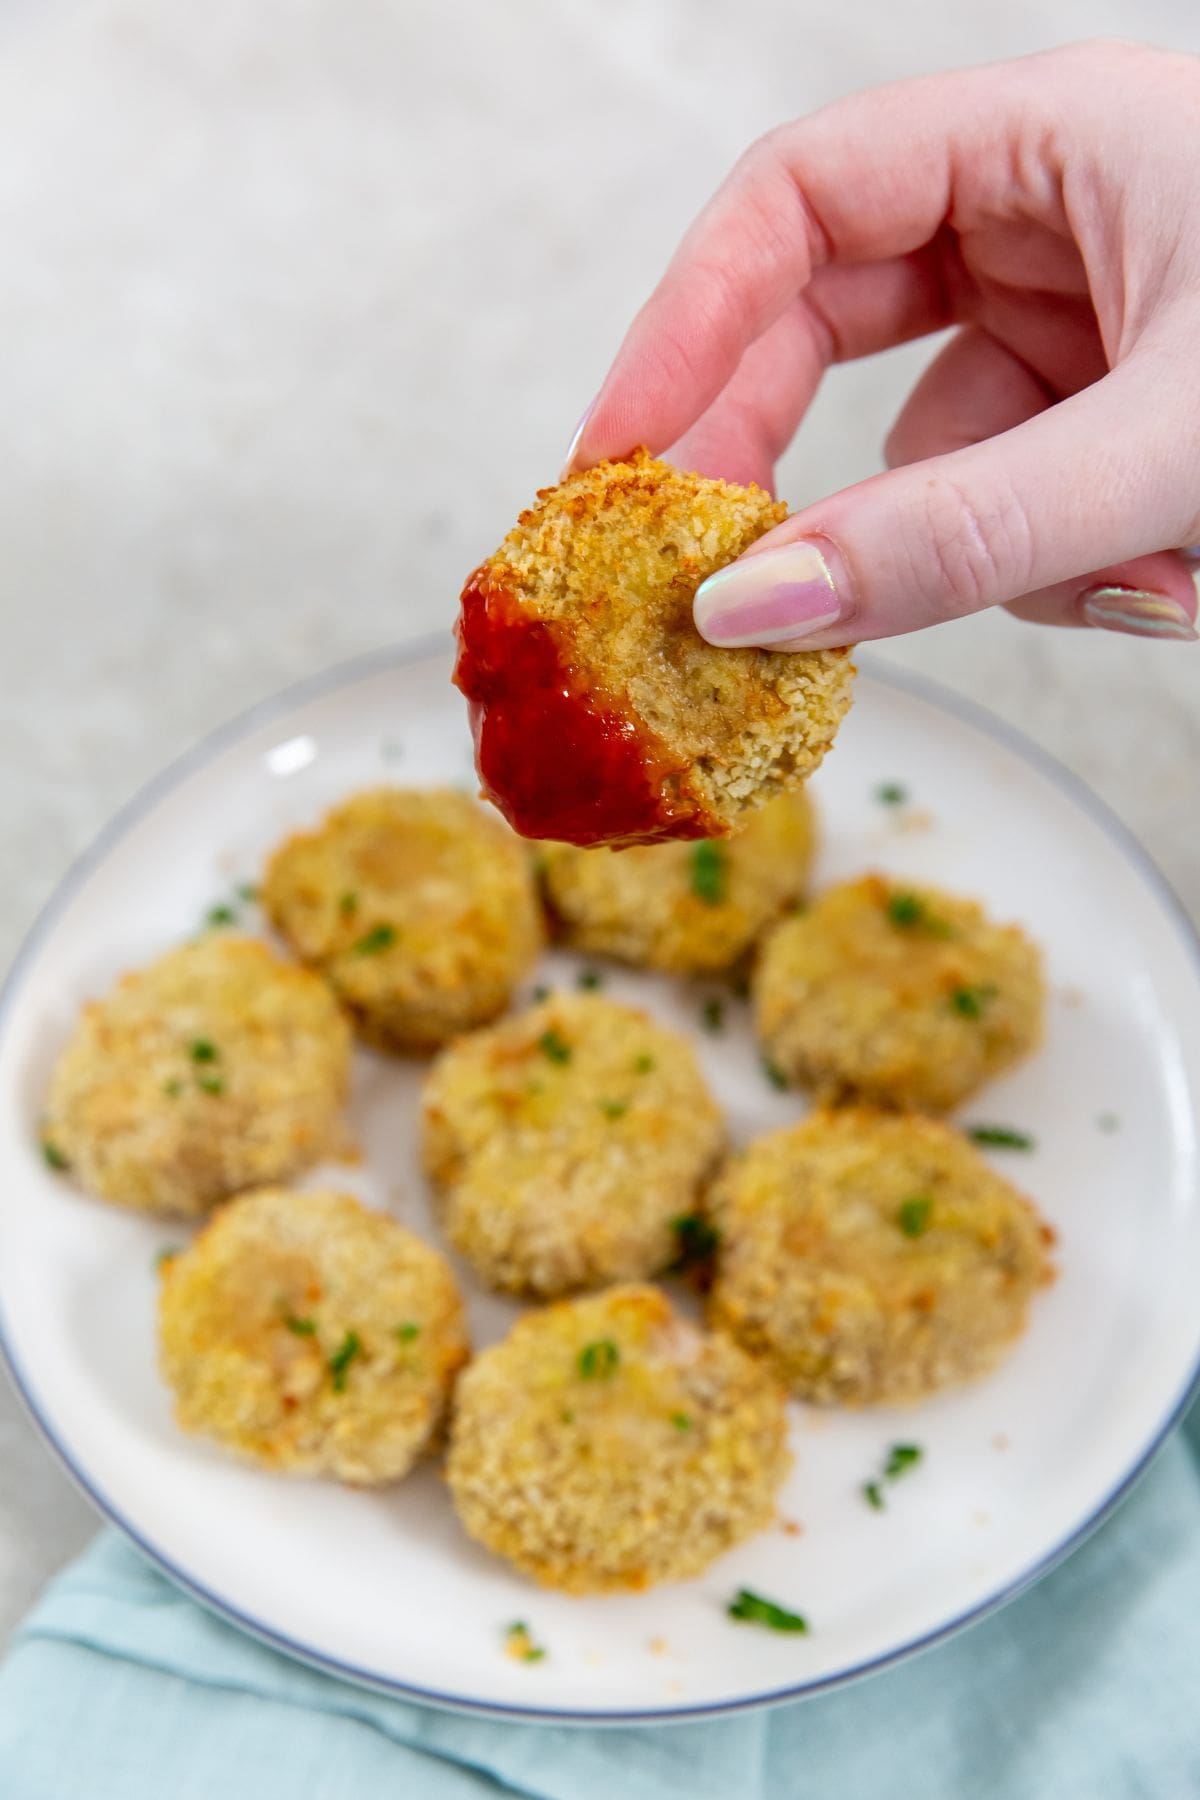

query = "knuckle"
[903,475,1035,618]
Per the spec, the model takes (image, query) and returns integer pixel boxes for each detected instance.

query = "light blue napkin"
[2,1400,1199,1800]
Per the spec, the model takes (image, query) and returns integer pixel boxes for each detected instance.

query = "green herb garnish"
[284,1315,317,1337]
[598,1098,629,1121]
[538,1028,572,1065]
[884,1443,923,1480]
[863,1480,885,1511]
[690,841,729,905]
[395,1322,421,1343]
[205,903,237,928]
[897,1195,933,1238]
[338,891,359,917]
[41,1140,69,1171]
[196,1076,225,1096]
[701,996,725,1034]
[352,923,397,956]
[163,1079,183,1098]
[876,783,908,806]
[762,1056,788,1091]
[189,1039,219,1063]
[577,969,603,991]
[671,1412,692,1431]
[950,984,996,1019]
[236,883,258,903]
[155,1247,180,1270]
[727,1589,808,1633]
[504,1621,547,1664]
[671,1213,720,1271]
[885,890,951,934]
[329,1329,362,1391]
[578,1338,620,1380]
[633,1053,656,1074]
[532,985,551,1003]
[968,1124,1035,1151]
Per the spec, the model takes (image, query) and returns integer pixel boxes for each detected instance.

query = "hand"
[564,40,1200,649]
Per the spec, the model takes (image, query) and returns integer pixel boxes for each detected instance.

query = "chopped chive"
[395,1322,421,1343]
[205,903,238,929]
[577,1338,620,1380]
[559,1408,575,1425]
[329,1329,362,1391]
[670,1213,720,1271]
[689,841,728,905]
[576,968,604,991]
[875,783,908,807]
[863,1480,885,1511]
[598,1098,628,1121]
[762,1056,788,1091]
[968,1124,1035,1151]
[338,891,359,917]
[284,1314,317,1337]
[701,995,725,1034]
[189,1039,219,1063]
[885,891,952,936]
[236,883,258,903]
[196,1076,225,1096]
[884,1443,923,1481]
[504,1621,547,1663]
[538,1028,572,1065]
[162,1079,183,1098]
[726,1589,808,1633]
[950,984,997,1019]
[352,923,397,956]
[41,1140,69,1171]
[670,1412,692,1431]
[896,1195,933,1238]
[633,1052,656,1074]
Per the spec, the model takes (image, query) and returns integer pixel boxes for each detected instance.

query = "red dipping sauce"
[454,568,705,846]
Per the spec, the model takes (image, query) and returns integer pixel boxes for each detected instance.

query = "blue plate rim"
[1,635,1198,1726]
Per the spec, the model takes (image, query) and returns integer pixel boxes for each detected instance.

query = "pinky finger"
[1005,552,1198,639]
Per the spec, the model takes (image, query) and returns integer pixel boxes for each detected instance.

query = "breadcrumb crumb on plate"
[455,451,854,846]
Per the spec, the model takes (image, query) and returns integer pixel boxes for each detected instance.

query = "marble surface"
[0,0,1197,1647]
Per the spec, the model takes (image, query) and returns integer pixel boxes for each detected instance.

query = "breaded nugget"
[754,874,1044,1112]
[422,993,723,1297]
[708,1108,1053,1405]
[539,788,816,975]
[158,1186,469,1483]
[261,788,543,1053]
[455,451,854,846]
[41,936,351,1217]
[446,1284,788,1592]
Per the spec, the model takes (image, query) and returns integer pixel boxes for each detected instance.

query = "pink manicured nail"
[693,538,849,648]
[1080,586,1198,642]
[559,400,597,479]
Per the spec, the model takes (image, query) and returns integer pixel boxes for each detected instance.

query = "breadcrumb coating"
[708,1108,1054,1405]
[422,993,724,1297]
[446,1284,789,1592]
[754,874,1045,1111]
[42,935,351,1217]
[539,788,816,974]
[158,1186,469,1483]
[455,451,854,846]
[261,788,543,1053]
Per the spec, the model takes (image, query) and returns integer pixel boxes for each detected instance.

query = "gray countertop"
[0,0,1197,1646]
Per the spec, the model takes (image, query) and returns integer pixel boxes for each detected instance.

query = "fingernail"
[559,400,597,480]
[694,537,850,648]
[1080,586,1198,642]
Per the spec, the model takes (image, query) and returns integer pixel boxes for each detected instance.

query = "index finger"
[566,55,1048,471]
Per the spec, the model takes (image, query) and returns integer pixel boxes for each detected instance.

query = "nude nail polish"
[1080,586,1198,641]
[693,539,847,648]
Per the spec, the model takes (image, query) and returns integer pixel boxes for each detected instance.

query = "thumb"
[693,348,1199,650]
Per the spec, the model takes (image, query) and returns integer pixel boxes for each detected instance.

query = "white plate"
[2,639,1199,1724]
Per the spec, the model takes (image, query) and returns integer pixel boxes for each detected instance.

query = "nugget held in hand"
[158,1186,469,1483]
[446,1284,789,1592]
[41,936,351,1217]
[262,788,543,1053]
[422,993,723,1297]
[754,875,1044,1112]
[539,788,816,975]
[708,1109,1054,1405]
[455,451,854,846]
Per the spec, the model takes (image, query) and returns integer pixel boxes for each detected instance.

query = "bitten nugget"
[446,1284,789,1591]
[41,936,351,1217]
[539,788,816,975]
[708,1108,1053,1405]
[261,788,543,1052]
[158,1186,469,1483]
[754,875,1044,1112]
[422,993,723,1297]
[455,451,854,846]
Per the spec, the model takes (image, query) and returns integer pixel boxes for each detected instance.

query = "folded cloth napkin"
[2,1401,1199,1800]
